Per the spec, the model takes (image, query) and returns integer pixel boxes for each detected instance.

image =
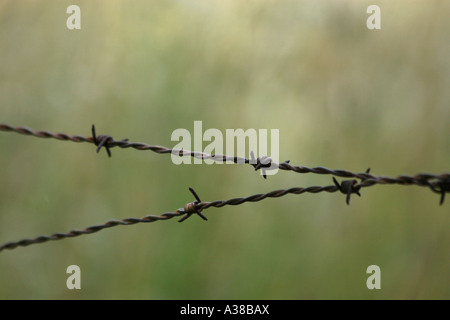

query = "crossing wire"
[0,123,448,252]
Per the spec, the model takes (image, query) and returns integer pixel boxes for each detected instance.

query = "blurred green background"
[0,0,449,299]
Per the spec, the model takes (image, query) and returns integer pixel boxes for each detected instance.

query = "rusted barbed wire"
[0,122,449,252]
[1,123,449,193]
[0,185,339,252]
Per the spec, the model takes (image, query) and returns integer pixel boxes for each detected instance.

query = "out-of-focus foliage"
[0,0,449,299]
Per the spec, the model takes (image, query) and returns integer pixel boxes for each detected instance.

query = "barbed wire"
[0,123,448,252]
[1,123,449,189]
[0,185,339,252]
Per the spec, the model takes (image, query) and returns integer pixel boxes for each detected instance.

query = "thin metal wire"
[1,123,448,188]
[0,212,182,252]
[0,185,339,252]
[0,123,448,252]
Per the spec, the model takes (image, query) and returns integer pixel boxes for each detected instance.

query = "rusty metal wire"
[0,212,182,252]
[0,123,448,252]
[1,123,449,188]
[0,185,339,252]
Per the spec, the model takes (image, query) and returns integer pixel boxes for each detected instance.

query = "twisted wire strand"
[0,211,183,252]
[355,175,450,188]
[278,162,449,186]
[0,185,339,252]
[1,123,448,189]
[0,123,448,252]
[196,185,338,210]
[0,123,93,143]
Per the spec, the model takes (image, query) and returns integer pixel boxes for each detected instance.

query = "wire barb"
[428,178,450,205]
[333,178,361,205]
[178,187,208,222]
[332,168,371,204]
[91,124,129,157]
[249,151,273,179]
